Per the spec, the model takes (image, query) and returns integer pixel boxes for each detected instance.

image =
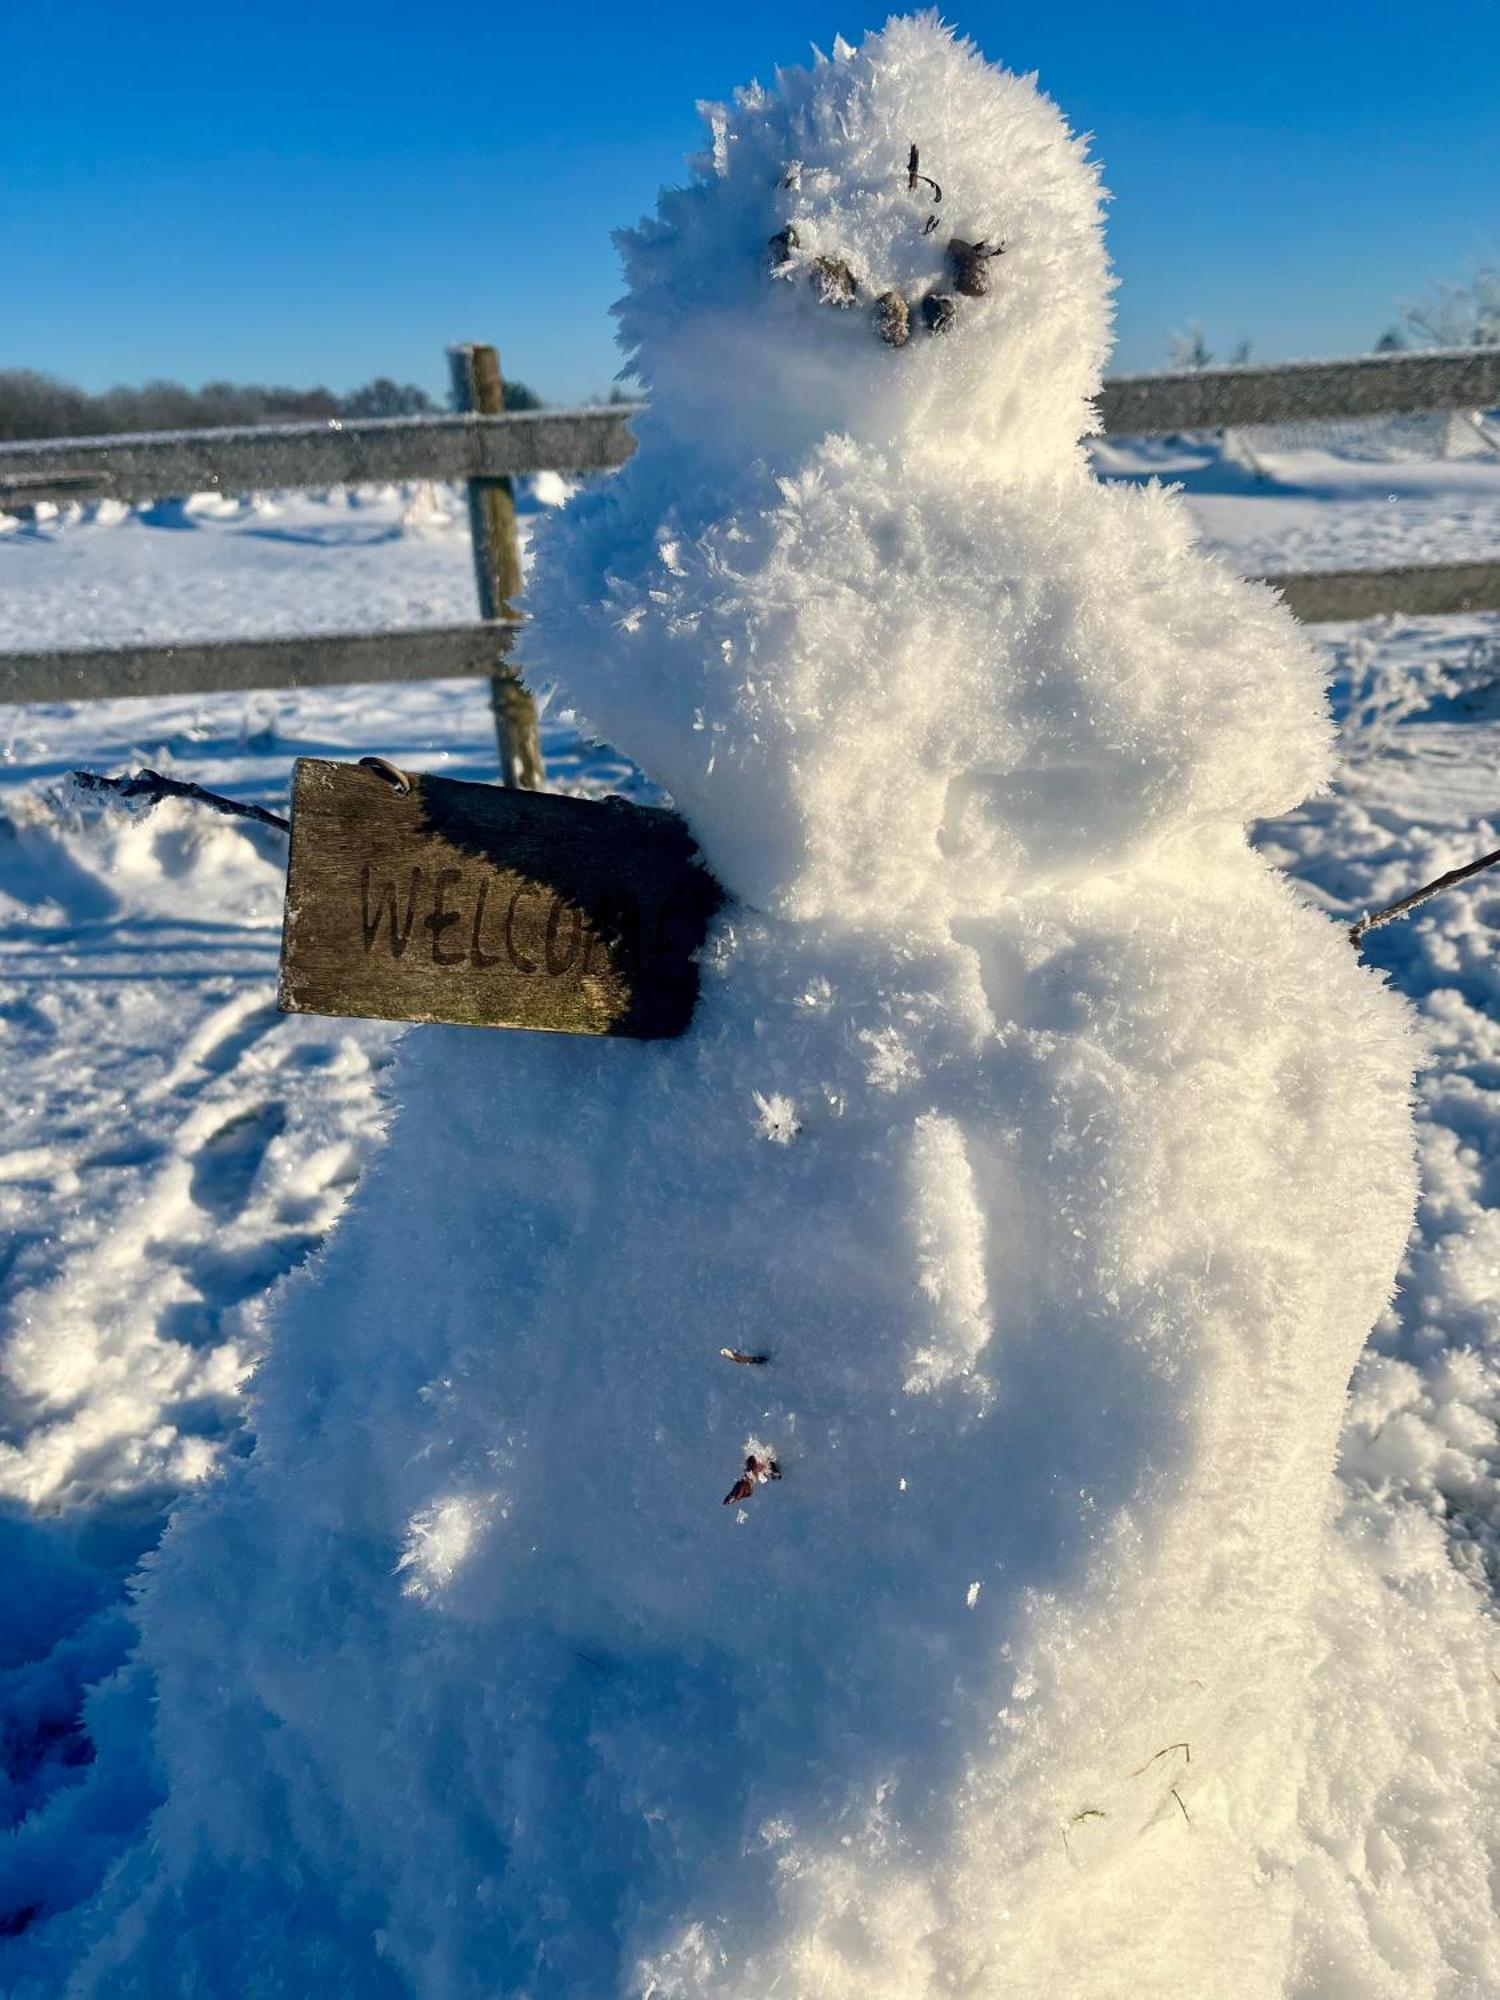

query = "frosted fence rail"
[0,346,1497,705]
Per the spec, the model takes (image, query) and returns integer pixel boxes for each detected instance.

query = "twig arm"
[1350,838,1500,946]
[72,767,290,832]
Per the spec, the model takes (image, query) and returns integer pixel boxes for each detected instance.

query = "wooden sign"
[278,759,723,1039]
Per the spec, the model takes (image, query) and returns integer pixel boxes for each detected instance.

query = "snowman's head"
[614,14,1113,477]
[533,22,1322,925]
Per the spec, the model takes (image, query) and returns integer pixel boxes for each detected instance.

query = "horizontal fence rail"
[0,345,1496,707]
[1097,346,1500,436]
[1261,560,1500,623]
[0,409,640,509]
[0,623,517,705]
[2,349,1496,511]
[4,558,1497,708]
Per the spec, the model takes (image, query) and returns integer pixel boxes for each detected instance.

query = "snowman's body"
[53,22,1420,2000]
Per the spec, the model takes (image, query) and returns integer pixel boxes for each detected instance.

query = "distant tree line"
[0,369,544,442]
[1166,265,1500,371]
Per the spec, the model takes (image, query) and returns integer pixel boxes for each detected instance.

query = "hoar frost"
[22,17,1496,2000]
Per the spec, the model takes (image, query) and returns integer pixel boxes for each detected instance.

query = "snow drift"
[19,17,1497,1999]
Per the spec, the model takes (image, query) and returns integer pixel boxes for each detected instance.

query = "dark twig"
[723,1453,781,1506]
[1349,838,1500,946]
[1129,1741,1191,1778]
[73,767,289,832]
[1170,1788,1192,1826]
[906,143,942,204]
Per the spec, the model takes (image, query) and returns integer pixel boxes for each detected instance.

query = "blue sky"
[4,1,1496,405]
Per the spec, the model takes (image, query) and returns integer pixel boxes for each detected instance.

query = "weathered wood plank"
[448,344,544,790]
[1261,560,1500,622]
[0,408,640,507]
[1098,346,1500,435]
[4,557,1497,709]
[278,759,724,1039]
[3,349,1494,512]
[0,623,519,705]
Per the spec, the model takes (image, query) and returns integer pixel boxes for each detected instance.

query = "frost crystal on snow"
[752,1091,801,1143]
[395,1494,497,1600]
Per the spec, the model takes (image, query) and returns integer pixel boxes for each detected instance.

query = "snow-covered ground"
[1,440,1497,1987]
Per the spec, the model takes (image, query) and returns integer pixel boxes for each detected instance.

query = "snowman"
[50,20,1416,2000]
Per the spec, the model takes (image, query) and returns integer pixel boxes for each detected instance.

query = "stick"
[447,343,545,792]
[905,141,942,203]
[1128,1742,1190,1778]
[1349,837,1500,946]
[72,767,289,832]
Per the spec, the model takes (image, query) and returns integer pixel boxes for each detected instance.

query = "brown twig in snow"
[1349,838,1500,946]
[72,767,289,832]
[723,1453,781,1506]
[1128,1741,1191,1778]
[1170,1788,1192,1826]
[906,143,942,203]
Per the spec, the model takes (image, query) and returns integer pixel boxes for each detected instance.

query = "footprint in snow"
[188,1102,287,1220]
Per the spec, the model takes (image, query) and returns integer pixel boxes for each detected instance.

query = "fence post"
[447,343,545,789]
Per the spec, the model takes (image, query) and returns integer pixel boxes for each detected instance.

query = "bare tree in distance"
[1378,264,1500,353]
[0,368,547,441]
[1165,326,1251,371]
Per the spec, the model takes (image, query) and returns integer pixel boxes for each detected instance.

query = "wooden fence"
[1,343,1497,783]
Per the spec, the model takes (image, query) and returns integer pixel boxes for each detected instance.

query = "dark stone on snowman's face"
[949,238,1004,297]
[873,291,911,347]
[767,225,800,271]
[809,256,861,307]
[922,293,958,334]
